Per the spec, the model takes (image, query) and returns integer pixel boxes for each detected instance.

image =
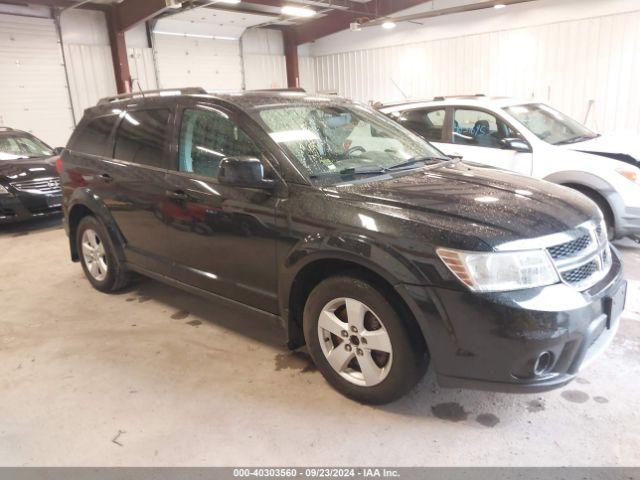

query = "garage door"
[0,13,75,148]
[153,33,243,92]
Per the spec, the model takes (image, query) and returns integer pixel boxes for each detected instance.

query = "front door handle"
[166,189,188,200]
[99,173,113,183]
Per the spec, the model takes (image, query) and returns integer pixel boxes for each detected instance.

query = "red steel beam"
[106,7,132,94]
[113,0,172,32]
[282,28,299,88]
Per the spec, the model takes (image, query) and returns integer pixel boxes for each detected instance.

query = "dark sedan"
[0,127,63,224]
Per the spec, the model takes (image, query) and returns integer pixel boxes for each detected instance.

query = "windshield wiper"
[338,156,458,176]
[339,166,386,175]
[385,155,451,171]
[554,134,599,145]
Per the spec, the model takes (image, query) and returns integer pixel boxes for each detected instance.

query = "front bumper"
[401,248,626,393]
[0,192,63,224]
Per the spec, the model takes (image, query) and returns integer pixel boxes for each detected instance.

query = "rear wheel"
[77,216,130,292]
[303,275,429,404]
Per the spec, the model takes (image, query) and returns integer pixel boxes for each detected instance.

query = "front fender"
[543,170,615,193]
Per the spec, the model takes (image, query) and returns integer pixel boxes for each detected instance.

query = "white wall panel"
[312,10,640,134]
[153,34,242,91]
[64,44,116,122]
[0,13,75,146]
[128,47,158,92]
[243,54,286,90]
[299,56,317,94]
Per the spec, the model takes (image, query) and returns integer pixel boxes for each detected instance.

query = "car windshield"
[504,103,598,145]
[254,101,444,182]
[0,134,53,160]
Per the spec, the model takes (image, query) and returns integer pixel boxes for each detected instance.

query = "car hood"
[0,156,59,182]
[326,163,599,249]
[559,134,640,166]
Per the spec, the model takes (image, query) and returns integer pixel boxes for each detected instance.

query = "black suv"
[1,127,63,223]
[60,88,627,404]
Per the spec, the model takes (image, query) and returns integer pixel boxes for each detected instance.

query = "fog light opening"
[533,351,554,376]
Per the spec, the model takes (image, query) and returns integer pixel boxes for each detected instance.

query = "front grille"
[561,260,598,285]
[545,221,611,291]
[11,177,61,195]
[548,234,591,260]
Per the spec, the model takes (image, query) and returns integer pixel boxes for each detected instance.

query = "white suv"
[379,96,640,240]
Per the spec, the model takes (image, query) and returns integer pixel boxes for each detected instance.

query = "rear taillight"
[54,156,62,175]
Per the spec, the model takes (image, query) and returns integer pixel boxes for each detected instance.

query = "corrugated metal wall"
[128,47,158,92]
[0,13,75,146]
[312,10,640,134]
[153,34,242,91]
[299,56,317,94]
[64,44,116,122]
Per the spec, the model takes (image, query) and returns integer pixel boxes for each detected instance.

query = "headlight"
[0,184,10,195]
[616,168,640,185]
[437,248,559,292]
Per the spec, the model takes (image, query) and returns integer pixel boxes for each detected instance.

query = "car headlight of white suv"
[616,167,640,185]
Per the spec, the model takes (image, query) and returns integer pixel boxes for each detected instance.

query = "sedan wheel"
[317,297,393,387]
[81,228,108,282]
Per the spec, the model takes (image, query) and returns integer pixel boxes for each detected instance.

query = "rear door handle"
[166,189,188,200]
[98,173,113,183]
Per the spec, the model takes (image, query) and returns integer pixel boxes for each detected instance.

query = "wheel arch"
[282,253,428,355]
[544,171,617,232]
[66,190,125,262]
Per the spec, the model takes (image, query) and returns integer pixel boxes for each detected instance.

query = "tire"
[570,187,615,240]
[303,275,429,404]
[76,215,130,293]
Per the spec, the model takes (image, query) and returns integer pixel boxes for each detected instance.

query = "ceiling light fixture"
[382,20,397,29]
[494,3,506,8]
[281,5,316,17]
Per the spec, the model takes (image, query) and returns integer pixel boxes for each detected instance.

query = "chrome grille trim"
[10,177,61,195]
[546,221,612,291]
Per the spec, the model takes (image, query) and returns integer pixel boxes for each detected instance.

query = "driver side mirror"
[218,156,276,189]
[501,138,531,153]
[53,147,65,155]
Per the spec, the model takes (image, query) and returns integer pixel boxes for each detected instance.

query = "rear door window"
[114,109,171,168]
[69,115,119,156]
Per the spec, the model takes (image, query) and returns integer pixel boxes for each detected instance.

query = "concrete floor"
[1,216,639,467]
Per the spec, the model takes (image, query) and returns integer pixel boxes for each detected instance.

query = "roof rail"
[97,87,208,105]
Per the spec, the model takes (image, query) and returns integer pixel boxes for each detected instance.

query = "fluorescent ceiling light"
[154,30,237,41]
[382,21,396,29]
[281,5,316,17]
[494,3,506,8]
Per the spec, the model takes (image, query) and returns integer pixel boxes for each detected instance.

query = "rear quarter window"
[68,115,118,156]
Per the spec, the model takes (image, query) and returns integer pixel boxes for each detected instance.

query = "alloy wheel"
[81,228,108,282]
[317,297,393,387]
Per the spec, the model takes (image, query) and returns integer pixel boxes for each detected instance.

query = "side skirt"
[126,263,286,330]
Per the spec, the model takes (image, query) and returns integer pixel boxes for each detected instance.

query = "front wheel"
[77,216,130,292]
[303,275,429,404]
